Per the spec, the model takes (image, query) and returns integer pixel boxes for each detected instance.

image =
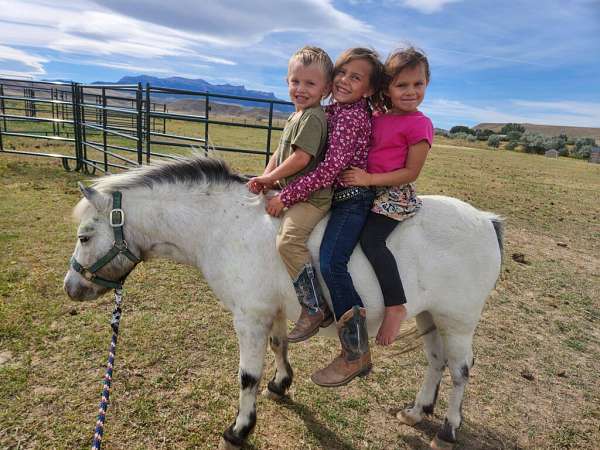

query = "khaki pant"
[276,201,330,279]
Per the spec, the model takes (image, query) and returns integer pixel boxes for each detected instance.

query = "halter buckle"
[83,270,96,281]
[110,209,125,227]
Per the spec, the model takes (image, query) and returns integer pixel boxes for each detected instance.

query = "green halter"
[70,191,141,290]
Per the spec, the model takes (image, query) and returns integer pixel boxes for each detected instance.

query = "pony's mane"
[92,157,248,193]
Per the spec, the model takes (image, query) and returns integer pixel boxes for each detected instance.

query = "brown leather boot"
[311,306,371,387]
[288,264,333,343]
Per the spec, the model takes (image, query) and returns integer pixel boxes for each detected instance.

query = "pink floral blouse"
[279,98,371,207]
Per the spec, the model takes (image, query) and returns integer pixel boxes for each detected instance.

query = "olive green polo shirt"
[276,106,332,208]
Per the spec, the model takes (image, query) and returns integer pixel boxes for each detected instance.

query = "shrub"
[520,132,546,154]
[450,125,475,135]
[475,129,495,141]
[487,135,502,148]
[501,123,526,134]
[506,131,522,142]
[558,147,569,157]
[575,138,596,151]
[450,132,471,140]
[467,135,477,142]
[505,141,518,151]
[574,145,594,159]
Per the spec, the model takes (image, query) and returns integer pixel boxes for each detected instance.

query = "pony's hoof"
[430,435,454,450]
[397,409,421,426]
[261,386,284,401]
[218,437,240,450]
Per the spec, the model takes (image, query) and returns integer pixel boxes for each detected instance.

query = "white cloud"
[95,0,372,46]
[423,98,600,128]
[0,1,238,61]
[0,45,47,77]
[401,0,462,14]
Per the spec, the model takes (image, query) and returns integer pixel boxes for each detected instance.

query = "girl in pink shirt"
[342,47,434,346]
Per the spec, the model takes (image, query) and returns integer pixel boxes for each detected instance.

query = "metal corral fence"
[0,77,292,174]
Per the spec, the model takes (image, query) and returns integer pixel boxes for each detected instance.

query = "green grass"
[1,126,599,449]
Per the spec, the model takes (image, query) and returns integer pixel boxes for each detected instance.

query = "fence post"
[71,82,83,171]
[0,83,4,152]
[145,83,151,163]
[265,102,274,167]
[136,83,143,165]
[204,93,209,157]
[102,87,108,172]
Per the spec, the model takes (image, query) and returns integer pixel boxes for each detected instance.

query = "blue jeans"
[319,188,375,320]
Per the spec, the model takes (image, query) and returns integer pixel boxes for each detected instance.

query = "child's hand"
[266,195,285,217]
[247,175,275,194]
[341,167,372,187]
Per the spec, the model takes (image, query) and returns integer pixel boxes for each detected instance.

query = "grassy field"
[1,131,599,449]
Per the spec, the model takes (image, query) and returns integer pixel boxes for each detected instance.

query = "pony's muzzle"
[63,270,107,301]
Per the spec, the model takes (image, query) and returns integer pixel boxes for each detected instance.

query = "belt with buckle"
[333,186,371,203]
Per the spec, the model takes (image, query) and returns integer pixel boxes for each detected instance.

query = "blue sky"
[1,0,599,129]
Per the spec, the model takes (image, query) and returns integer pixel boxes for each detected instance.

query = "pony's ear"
[78,182,110,211]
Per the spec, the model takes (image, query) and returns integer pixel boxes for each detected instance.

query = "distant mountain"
[94,75,293,112]
[474,123,600,141]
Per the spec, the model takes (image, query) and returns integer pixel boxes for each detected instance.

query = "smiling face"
[386,63,428,114]
[332,58,374,105]
[287,61,330,111]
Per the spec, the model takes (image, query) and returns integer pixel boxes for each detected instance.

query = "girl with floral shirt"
[266,48,385,387]
[341,47,434,347]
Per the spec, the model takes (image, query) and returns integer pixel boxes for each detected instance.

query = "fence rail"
[0,77,292,174]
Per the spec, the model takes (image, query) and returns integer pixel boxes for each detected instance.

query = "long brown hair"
[333,47,386,112]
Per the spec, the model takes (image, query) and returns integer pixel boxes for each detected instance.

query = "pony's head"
[63,183,140,301]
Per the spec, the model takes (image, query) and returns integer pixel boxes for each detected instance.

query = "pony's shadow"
[390,408,522,450]
[268,396,358,450]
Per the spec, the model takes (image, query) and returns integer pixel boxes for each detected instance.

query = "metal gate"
[0,78,292,174]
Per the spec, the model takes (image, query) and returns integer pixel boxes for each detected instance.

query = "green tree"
[501,123,526,134]
[450,125,475,135]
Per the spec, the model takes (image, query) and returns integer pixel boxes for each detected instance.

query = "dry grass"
[0,137,599,449]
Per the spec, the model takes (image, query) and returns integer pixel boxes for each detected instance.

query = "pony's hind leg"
[263,308,294,400]
[431,331,475,450]
[398,312,445,426]
[220,315,270,450]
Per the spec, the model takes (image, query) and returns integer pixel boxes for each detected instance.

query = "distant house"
[545,149,559,158]
[591,147,600,164]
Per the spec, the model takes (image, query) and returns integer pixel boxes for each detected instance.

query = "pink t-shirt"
[367,111,433,174]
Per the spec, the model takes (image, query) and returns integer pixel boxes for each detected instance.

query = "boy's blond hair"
[288,46,334,81]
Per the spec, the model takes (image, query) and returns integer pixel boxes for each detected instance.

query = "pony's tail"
[481,212,504,264]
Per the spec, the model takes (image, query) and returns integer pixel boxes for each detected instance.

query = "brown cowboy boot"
[288,263,333,343]
[311,306,371,387]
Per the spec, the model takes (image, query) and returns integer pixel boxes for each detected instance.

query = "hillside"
[474,123,600,141]
[167,98,289,120]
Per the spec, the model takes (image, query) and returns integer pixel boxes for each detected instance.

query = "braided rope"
[91,289,123,450]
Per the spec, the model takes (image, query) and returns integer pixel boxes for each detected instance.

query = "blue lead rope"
[91,288,123,450]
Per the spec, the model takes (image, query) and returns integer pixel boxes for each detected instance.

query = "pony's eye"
[79,236,90,244]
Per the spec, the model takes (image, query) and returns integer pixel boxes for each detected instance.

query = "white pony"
[63,157,502,450]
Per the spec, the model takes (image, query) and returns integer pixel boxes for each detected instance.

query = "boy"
[247,46,334,342]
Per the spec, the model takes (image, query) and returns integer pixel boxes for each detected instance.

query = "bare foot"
[376,305,407,346]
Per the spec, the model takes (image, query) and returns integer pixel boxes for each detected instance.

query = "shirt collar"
[329,97,368,112]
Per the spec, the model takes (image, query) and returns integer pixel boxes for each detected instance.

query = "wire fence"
[0,78,293,174]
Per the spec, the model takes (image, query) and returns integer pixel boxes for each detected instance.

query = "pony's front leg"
[220,315,270,450]
[263,308,293,400]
